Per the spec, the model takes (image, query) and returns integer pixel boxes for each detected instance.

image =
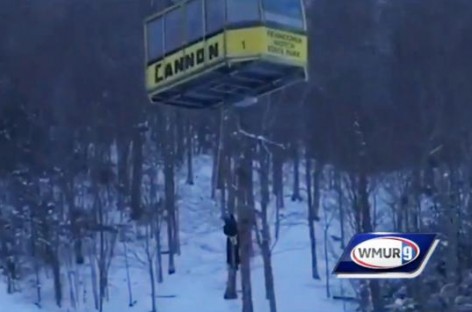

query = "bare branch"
[429,144,443,156]
[129,249,147,266]
[236,126,285,150]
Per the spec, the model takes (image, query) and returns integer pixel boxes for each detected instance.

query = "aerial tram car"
[144,0,308,109]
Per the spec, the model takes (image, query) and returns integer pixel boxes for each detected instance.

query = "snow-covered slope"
[1,155,354,312]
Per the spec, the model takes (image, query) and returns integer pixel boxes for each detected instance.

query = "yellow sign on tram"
[145,26,307,92]
[225,27,307,65]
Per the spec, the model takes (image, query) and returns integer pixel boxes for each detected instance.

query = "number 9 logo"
[403,246,413,261]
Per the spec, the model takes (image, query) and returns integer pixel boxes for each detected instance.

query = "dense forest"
[1,0,472,311]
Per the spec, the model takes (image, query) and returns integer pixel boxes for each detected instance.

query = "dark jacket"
[223,215,240,269]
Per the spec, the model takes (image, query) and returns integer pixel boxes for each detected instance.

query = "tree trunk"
[130,129,143,220]
[150,170,164,283]
[272,151,284,240]
[306,157,313,213]
[291,143,302,201]
[173,203,181,255]
[90,243,99,310]
[212,110,224,199]
[443,165,460,284]
[236,136,254,312]
[242,143,255,257]
[123,242,135,306]
[97,191,106,312]
[358,173,382,312]
[307,157,320,279]
[163,112,176,274]
[175,110,184,166]
[323,220,331,298]
[117,135,130,202]
[259,145,277,312]
[156,218,164,283]
[239,204,254,312]
[51,250,63,307]
[335,171,346,248]
[228,161,236,216]
[224,150,237,300]
[225,112,236,216]
[145,226,157,312]
[186,119,194,185]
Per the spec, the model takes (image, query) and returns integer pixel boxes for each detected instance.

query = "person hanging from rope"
[223,213,240,270]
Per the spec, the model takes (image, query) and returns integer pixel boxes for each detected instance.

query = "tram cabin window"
[186,0,203,43]
[227,0,260,24]
[205,0,225,35]
[146,17,164,62]
[165,7,184,54]
[262,0,304,29]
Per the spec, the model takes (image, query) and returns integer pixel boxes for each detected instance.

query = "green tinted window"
[262,0,304,29]
[227,0,260,24]
[146,17,164,62]
[165,8,184,53]
[205,0,225,34]
[186,0,203,43]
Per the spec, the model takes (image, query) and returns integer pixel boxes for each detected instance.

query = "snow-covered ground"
[1,155,355,312]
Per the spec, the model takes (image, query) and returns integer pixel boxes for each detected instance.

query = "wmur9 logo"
[333,233,439,279]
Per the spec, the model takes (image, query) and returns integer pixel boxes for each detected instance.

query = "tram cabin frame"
[144,0,308,109]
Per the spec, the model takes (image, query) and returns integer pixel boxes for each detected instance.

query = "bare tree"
[235,131,255,312]
[185,117,194,185]
[143,221,159,312]
[162,110,177,274]
[306,155,321,280]
[255,142,277,312]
